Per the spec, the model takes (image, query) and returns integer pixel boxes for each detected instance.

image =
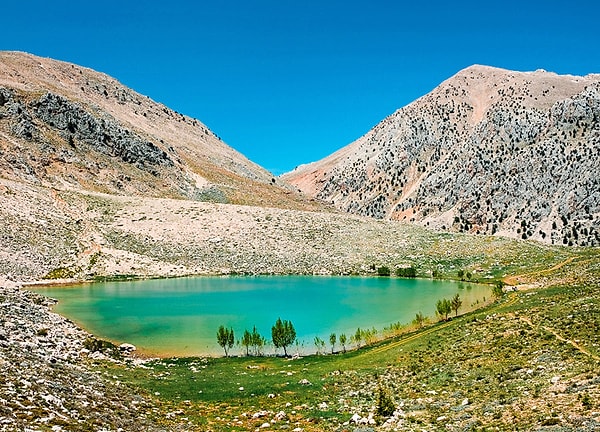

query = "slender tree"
[436,298,452,321]
[329,333,336,354]
[451,293,462,317]
[271,318,296,357]
[353,327,363,348]
[216,325,234,357]
[241,329,252,356]
[413,311,425,328]
[339,333,347,353]
[314,336,325,355]
[250,326,265,356]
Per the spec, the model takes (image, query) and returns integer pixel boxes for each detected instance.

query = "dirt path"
[520,316,600,362]
[503,256,577,286]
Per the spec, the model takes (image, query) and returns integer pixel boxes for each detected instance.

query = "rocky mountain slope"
[283,65,600,246]
[0,51,319,209]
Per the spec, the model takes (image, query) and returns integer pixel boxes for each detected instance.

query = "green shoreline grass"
[90,278,600,431]
[89,262,600,430]
[27,236,600,430]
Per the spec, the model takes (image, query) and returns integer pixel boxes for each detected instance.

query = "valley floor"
[1,254,599,431]
[1,179,600,431]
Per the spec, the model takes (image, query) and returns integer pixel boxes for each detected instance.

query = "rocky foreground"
[0,280,168,431]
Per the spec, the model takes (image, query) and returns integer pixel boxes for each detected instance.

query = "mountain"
[0,51,318,209]
[283,65,600,246]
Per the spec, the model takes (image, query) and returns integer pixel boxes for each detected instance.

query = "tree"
[241,329,252,356]
[436,298,452,321]
[413,311,425,328]
[250,326,265,356]
[329,333,336,354]
[314,336,325,355]
[216,325,234,357]
[457,269,465,280]
[271,318,296,357]
[395,266,417,278]
[451,293,462,317]
[352,327,363,348]
[492,280,505,298]
[363,327,378,345]
[339,333,347,353]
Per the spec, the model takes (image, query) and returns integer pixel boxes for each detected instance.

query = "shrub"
[492,281,505,298]
[395,266,417,278]
[377,266,391,276]
[376,385,396,417]
[43,267,77,279]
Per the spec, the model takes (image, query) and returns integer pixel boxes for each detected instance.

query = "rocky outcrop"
[34,92,174,171]
[0,282,161,431]
[284,66,600,246]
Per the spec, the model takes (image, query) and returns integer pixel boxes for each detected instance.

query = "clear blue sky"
[3,1,599,174]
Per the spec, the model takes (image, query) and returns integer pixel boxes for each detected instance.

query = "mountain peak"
[283,66,600,246]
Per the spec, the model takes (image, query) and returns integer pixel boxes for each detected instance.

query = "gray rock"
[33,92,174,171]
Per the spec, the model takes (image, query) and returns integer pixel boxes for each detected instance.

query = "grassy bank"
[90,261,600,430]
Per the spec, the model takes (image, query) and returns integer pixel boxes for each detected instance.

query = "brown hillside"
[0,51,320,210]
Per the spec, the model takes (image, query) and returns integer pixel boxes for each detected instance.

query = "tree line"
[217,283,506,357]
[217,317,296,357]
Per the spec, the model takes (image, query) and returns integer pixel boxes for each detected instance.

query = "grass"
[90,257,600,430]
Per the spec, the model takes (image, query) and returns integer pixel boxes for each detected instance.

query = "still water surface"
[32,276,489,356]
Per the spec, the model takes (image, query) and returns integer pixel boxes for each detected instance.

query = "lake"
[31,276,490,356]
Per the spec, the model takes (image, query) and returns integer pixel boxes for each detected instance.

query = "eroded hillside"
[0,51,320,210]
[283,65,600,246]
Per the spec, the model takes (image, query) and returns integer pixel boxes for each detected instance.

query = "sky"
[2,0,599,174]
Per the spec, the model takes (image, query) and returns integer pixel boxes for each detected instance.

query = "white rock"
[119,343,136,352]
[462,398,469,406]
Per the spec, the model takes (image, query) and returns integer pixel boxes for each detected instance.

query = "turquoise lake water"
[31,276,490,356]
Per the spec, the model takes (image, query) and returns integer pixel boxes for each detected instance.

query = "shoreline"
[23,274,497,359]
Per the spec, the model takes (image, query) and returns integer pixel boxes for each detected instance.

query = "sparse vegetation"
[42,266,77,279]
[2,55,600,431]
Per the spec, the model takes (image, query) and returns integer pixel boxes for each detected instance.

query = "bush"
[376,385,396,417]
[43,266,77,279]
[395,266,416,278]
[83,337,119,357]
[377,266,391,276]
[492,281,505,298]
